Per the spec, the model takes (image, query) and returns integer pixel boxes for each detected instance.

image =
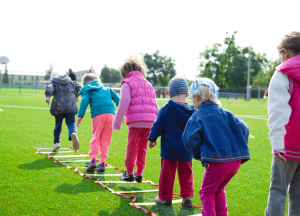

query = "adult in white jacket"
[265,31,300,216]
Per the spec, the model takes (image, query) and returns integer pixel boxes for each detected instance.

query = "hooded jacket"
[148,100,197,162]
[77,80,120,118]
[268,55,300,160]
[45,75,82,116]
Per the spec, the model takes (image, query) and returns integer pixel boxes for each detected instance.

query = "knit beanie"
[168,77,189,98]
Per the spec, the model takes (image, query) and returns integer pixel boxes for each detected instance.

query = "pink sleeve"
[113,83,131,130]
[272,149,286,155]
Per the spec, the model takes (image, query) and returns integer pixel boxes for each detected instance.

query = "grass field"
[0,90,287,215]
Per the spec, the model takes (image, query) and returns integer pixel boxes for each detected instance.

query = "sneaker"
[53,143,61,152]
[154,196,172,207]
[95,162,106,172]
[182,197,193,208]
[85,161,96,172]
[119,171,134,182]
[133,172,142,183]
[71,133,79,150]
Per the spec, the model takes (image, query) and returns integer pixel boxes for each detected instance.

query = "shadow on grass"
[18,157,61,170]
[55,178,104,194]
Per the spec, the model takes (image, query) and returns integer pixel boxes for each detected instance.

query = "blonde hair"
[190,85,221,107]
[82,73,100,86]
[277,31,300,54]
[119,56,147,78]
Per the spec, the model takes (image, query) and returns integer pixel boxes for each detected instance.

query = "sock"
[136,167,144,176]
[91,159,96,164]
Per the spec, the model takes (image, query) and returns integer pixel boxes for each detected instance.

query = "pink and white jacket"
[268,55,300,161]
[114,71,158,128]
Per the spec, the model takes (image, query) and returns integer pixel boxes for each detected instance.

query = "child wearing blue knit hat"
[183,77,250,215]
[148,77,197,207]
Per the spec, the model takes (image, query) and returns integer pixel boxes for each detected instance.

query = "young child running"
[265,31,300,216]
[148,77,197,207]
[182,77,250,216]
[77,73,120,172]
[113,56,158,182]
[45,72,82,152]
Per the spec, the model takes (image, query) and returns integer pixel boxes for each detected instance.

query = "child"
[77,73,120,172]
[113,56,158,182]
[148,77,197,207]
[182,77,250,216]
[45,72,82,152]
[265,31,300,216]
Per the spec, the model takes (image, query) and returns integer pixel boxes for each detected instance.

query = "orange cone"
[235,100,238,105]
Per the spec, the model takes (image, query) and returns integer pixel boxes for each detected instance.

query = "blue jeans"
[53,113,77,144]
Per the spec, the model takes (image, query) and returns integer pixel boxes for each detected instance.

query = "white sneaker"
[71,133,79,150]
[53,143,61,152]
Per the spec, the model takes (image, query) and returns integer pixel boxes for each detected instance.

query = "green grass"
[0,92,286,215]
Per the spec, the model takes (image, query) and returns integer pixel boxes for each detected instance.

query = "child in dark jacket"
[148,77,197,207]
[77,73,120,172]
[45,72,82,152]
[182,77,250,216]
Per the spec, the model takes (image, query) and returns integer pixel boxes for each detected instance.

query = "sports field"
[0,90,286,215]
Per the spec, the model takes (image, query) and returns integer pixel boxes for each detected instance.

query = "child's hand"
[275,153,287,163]
[46,97,50,105]
[149,141,157,148]
[75,96,78,100]
[77,117,83,127]
[121,117,125,125]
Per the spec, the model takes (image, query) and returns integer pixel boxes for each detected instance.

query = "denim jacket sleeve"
[234,115,249,144]
[182,118,202,161]
[147,106,164,142]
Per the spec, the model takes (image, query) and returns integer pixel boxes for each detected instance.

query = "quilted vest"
[121,71,158,124]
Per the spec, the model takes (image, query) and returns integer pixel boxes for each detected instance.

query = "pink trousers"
[125,128,150,175]
[200,160,241,216]
[159,158,194,200]
[89,113,114,163]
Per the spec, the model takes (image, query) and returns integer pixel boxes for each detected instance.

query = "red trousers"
[159,158,194,200]
[125,128,150,175]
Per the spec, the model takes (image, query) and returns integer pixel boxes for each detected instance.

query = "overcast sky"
[1,0,300,80]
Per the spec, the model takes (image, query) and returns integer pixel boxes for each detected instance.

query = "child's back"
[148,77,196,207]
[148,100,196,161]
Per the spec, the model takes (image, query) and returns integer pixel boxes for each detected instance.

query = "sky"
[1,0,300,80]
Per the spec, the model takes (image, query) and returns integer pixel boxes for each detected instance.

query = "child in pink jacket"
[265,31,300,216]
[113,56,159,182]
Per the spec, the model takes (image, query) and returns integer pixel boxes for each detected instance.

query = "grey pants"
[265,156,300,216]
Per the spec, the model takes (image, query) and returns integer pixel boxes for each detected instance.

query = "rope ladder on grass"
[35,147,202,216]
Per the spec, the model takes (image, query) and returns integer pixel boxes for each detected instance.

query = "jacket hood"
[276,55,300,81]
[80,80,103,95]
[52,75,71,85]
[167,100,196,127]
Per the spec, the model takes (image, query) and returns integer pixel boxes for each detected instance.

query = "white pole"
[246,46,251,100]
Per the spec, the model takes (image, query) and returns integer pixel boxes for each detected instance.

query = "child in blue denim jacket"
[182,77,250,216]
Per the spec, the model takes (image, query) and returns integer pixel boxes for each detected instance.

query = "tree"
[109,68,121,83]
[100,65,110,83]
[45,63,54,80]
[198,32,269,88]
[2,64,9,84]
[143,50,176,86]
[253,59,280,86]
